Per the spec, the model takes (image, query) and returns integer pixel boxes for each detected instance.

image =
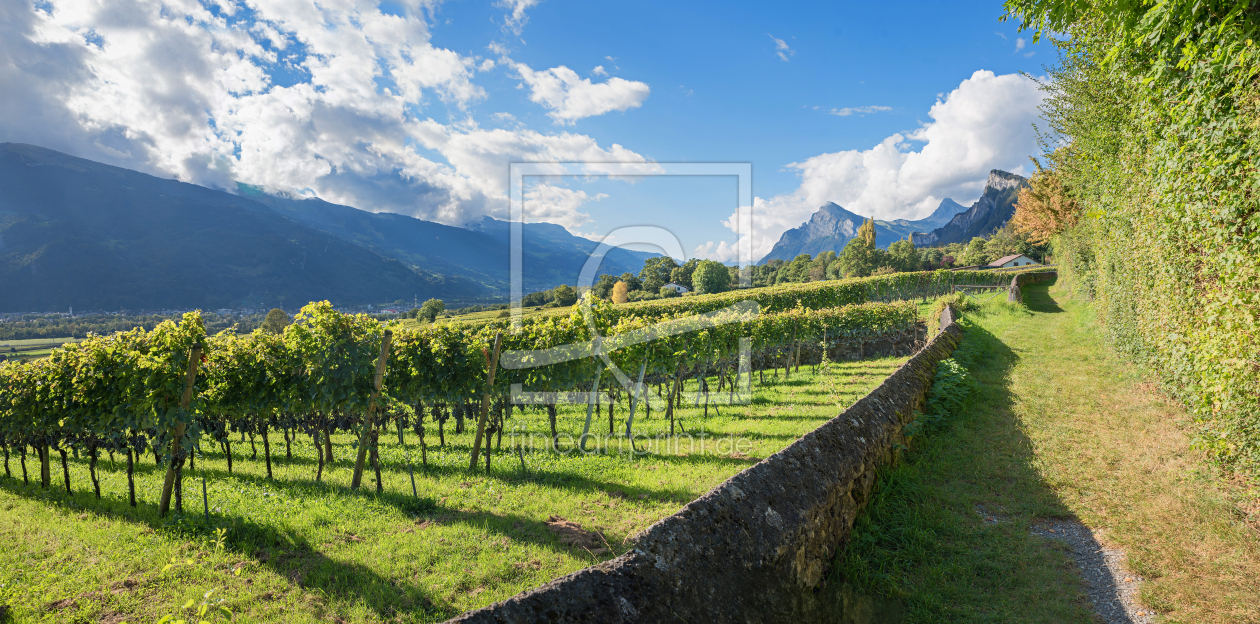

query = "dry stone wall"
[447,312,966,624]
[1008,270,1057,303]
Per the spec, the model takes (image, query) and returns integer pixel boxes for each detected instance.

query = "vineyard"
[0,269,1036,620]
[0,269,1030,511]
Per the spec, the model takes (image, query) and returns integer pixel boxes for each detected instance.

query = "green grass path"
[841,281,1260,623]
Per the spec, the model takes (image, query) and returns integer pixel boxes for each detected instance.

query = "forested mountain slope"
[0,143,477,312]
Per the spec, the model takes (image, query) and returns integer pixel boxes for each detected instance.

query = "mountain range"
[758,170,1027,263]
[0,143,653,313]
[908,170,1027,247]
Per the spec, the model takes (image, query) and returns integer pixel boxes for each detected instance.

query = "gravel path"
[1031,519,1154,624]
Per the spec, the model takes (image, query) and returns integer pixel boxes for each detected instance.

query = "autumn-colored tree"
[1009,164,1079,244]
[611,281,629,304]
[858,217,877,248]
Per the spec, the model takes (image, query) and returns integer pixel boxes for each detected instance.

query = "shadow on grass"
[0,475,462,620]
[0,439,738,620]
[1023,277,1064,313]
[832,287,1126,622]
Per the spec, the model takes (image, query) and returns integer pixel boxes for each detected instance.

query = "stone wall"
[446,312,965,624]
[1008,270,1058,303]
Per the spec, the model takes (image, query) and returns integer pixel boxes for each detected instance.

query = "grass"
[393,306,568,331]
[840,281,1260,623]
[0,338,83,347]
[0,337,83,362]
[0,356,906,623]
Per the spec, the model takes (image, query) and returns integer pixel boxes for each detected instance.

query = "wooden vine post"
[159,342,203,516]
[351,330,393,490]
[469,332,503,471]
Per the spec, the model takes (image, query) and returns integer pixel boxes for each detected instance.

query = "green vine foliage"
[0,264,1028,504]
[1006,0,1260,470]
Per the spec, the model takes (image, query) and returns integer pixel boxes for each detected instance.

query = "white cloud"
[591,65,607,76]
[768,34,794,62]
[513,62,649,124]
[696,70,1045,262]
[692,240,741,263]
[0,0,649,227]
[522,183,607,231]
[830,105,892,117]
[498,0,540,36]
[1015,37,1026,52]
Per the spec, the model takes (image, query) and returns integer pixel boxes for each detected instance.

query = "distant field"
[396,305,573,331]
[0,336,82,361]
[0,336,84,347]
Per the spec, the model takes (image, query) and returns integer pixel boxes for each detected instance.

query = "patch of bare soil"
[98,609,129,624]
[44,598,76,612]
[544,516,608,554]
[108,578,141,595]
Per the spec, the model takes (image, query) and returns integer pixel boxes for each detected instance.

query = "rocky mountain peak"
[986,169,1025,192]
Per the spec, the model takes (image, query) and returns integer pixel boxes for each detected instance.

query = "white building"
[662,282,690,294]
[989,254,1040,269]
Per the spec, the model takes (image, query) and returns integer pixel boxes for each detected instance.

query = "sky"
[0,0,1051,263]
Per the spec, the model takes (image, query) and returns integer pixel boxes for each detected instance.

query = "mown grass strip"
[838,281,1260,623]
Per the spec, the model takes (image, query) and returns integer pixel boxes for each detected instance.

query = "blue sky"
[0,0,1050,262]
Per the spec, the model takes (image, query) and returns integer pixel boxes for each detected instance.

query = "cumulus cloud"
[513,62,650,124]
[522,183,606,231]
[830,105,892,117]
[0,0,649,229]
[591,65,607,76]
[768,34,794,61]
[499,0,540,36]
[697,70,1045,262]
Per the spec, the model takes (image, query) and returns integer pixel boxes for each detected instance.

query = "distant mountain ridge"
[758,197,969,263]
[758,170,1027,264]
[910,170,1028,247]
[877,198,967,239]
[244,193,655,296]
[0,143,470,312]
[0,143,655,312]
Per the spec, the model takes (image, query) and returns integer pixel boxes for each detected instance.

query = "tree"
[837,236,875,278]
[811,251,836,280]
[618,272,642,291]
[611,281,629,303]
[858,217,877,248]
[959,238,990,267]
[669,258,700,289]
[260,308,290,334]
[552,284,578,307]
[639,256,679,293]
[418,299,445,323]
[1009,162,1079,244]
[921,247,945,269]
[592,274,618,300]
[887,239,919,273]
[692,260,731,294]
[521,290,550,307]
[775,254,813,283]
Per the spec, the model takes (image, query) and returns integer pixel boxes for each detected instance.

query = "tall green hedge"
[1005,0,1260,470]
